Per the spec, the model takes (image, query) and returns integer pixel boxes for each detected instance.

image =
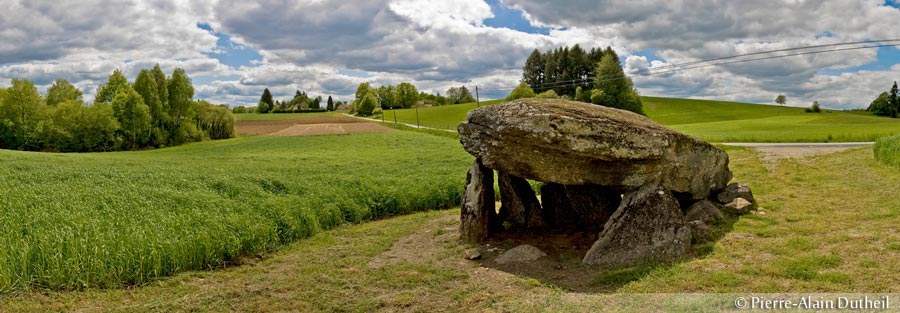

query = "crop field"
[0,131,472,292]
[234,111,343,121]
[371,97,900,142]
[236,116,393,136]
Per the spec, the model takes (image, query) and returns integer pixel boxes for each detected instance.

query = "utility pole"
[475,86,480,108]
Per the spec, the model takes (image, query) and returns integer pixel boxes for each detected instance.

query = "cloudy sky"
[2,0,900,109]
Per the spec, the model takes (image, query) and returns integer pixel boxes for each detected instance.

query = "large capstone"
[458,98,732,200]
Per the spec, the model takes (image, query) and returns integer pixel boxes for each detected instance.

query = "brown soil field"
[237,117,394,136]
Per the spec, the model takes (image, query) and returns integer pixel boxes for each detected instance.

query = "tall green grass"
[874,134,900,167]
[0,132,472,292]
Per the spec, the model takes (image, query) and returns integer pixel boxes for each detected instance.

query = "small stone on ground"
[464,248,482,260]
[495,244,547,264]
[724,198,753,214]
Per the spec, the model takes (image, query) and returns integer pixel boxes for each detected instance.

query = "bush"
[574,86,591,103]
[874,134,900,167]
[195,100,236,140]
[357,93,378,116]
[506,81,535,101]
[805,101,822,113]
[535,90,560,99]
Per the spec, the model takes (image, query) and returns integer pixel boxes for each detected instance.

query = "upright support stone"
[459,159,496,243]
[540,183,620,232]
[583,184,691,266]
[498,172,544,229]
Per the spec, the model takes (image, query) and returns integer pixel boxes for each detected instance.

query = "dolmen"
[457,98,755,267]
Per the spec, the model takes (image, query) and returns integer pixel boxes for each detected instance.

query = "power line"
[649,39,900,71]
[638,43,900,77]
[478,41,900,92]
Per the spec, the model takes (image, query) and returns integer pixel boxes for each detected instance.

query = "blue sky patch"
[817,46,900,75]
[631,49,663,63]
[197,23,263,68]
[483,0,552,35]
[815,31,834,39]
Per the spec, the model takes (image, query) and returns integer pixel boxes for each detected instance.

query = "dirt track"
[237,116,394,136]
[721,142,873,160]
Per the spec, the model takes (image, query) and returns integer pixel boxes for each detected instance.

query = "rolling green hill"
[643,96,900,142]
[376,99,504,130]
[371,96,900,142]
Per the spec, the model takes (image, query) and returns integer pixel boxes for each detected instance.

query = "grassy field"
[5,146,900,311]
[369,96,900,142]
[0,132,472,293]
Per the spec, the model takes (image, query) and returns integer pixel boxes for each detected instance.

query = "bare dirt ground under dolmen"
[236,116,395,136]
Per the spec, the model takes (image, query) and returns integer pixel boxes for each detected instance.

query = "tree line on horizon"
[232,88,343,114]
[868,81,900,118]
[511,45,644,115]
[0,66,234,152]
[349,82,475,116]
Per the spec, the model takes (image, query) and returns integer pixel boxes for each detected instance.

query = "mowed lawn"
[358,96,900,142]
[643,97,900,142]
[375,99,505,130]
[0,132,473,293]
[5,146,900,311]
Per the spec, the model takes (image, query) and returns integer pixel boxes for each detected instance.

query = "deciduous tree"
[112,87,151,150]
[0,78,44,149]
[377,85,395,109]
[868,92,892,116]
[593,53,644,115]
[45,79,82,106]
[506,81,535,101]
[95,69,130,104]
[167,68,197,144]
[775,95,786,106]
[134,69,167,146]
[395,82,418,108]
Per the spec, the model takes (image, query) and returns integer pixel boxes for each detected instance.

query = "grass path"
[5,146,900,311]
